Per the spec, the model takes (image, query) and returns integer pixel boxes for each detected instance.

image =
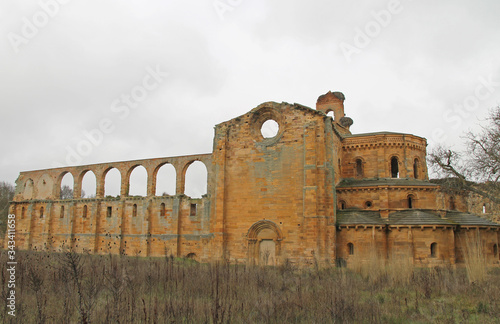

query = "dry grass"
[1,250,499,323]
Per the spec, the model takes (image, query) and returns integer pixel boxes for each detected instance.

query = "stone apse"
[7,91,500,266]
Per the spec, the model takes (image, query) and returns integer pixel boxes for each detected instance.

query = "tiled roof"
[337,178,438,188]
[389,210,452,225]
[336,210,385,225]
[445,211,500,227]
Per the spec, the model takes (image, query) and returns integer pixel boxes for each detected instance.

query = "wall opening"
[430,242,437,257]
[156,163,176,196]
[184,161,208,198]
[129,165,147,197]
[449,196,456,210]
[482,204,486,214]
[408,195,415,209]
[339,200,346,210]
[21,206,25,219]
[83,205,88,218]
[133,204,138,217]
[413,158,420,179]
[160,203,166,216]
[365,201,373,208]
[190,203,197,216]
[60,206,64,218]
[104,168,121,197]
[60,172,74,199]
[40,206,44,218]
[355,159,363,178]
[347,243,354,255]
[261,119,279,138]
[391,157,399,178]
[107,206,112,218]
[493,243,498,259]
[81,170,97,198]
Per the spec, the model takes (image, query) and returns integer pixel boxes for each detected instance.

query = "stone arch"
[413,158,421,179]
[354,157,364,178]
[103,167,122,197]
[126,164,148,197]
[390,155,400,178]
[338,200,347,210]
[247,220,283,265]
[79,170,97,198]
[154,162,176,196]
[23,178,35,200]
[58,171,74,200]
[182,160,208,198]
[407,193,417,209]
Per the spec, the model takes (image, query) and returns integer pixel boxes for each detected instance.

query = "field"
[1,250,499,323]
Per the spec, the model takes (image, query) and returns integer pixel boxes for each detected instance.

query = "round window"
[261,119,279,138]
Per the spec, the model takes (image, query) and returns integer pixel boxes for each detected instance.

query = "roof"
[336,210,386,225]
[445,211,500,227]
[337,178,439,188]
[344,131,421,138]
[389,210,451,225]
[336,209,500,227]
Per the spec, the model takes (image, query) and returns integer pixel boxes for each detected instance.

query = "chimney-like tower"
[316,91,345,122]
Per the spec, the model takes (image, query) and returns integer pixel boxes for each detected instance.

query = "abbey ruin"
[6,91,500,266]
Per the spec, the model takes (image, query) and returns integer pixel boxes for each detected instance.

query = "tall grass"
[0,250,498,323]
[461,231,487,283]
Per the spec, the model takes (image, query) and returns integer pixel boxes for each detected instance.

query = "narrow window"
[347,243,354,255]
[482,204,486,214]
[355,159,363,178]
[160,203,166,216]
[449,197,456,210]
[60,206,64,218]
[413,158,419,179]
[40,206,44,218]
[430,242,437,257]
[21,207,25,219]
[408,195,414,209]
[107,206,112,218]
[493,244,498,258]
[133,204,137,217]
[190,203,197,216]
[339,201,346,210]
[83,205,88,218]
[391,157,399,178]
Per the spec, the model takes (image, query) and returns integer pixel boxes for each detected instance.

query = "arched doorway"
[247,220,282,266]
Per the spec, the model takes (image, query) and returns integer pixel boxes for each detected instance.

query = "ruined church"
[6,91,500,266]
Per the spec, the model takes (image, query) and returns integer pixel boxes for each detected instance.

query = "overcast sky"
[1,0,500,195]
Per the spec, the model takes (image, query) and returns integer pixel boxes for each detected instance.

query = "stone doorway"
[259,239,276,265]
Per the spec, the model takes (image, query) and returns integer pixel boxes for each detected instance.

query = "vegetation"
[1,250,499,323]
[0,182,15,236]
[429,106,500,204]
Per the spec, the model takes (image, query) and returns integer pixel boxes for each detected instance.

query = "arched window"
[339,200,346,210]
[21,206,25,219]
[430,242,437,257]
[482,204,487,214]
[128,165,147,197]
[160,203,166,216]
[493,244,498,258]
[347,243,354,255]
[391,157,399,178]
[60,172,74,199]
[104,168,121,197]
[60,206,64,218]
[355,159,363,178]
[133,204,138,217]
[80,170,97,198]
[83,205,88,218]
[408,195,415,209]
[449,197,456,210]
[156,163,176,196]
[40,206,44,218]
[413,158,419,179]
[184,161,208,198]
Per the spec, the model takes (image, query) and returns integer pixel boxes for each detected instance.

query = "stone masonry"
[6,91,500,266]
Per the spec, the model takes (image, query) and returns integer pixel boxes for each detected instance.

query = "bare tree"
[60,185,74,199]
[0,181,15,235]
[428,106,500,204]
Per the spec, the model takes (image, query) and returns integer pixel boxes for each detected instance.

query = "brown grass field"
[1,250,499,323]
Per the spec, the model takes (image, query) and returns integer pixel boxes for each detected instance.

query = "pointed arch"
[104,168,121,197]
[79,170,97,198]
[183,160,208,198]
[128,165,148,197]
[155,163,176,196]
